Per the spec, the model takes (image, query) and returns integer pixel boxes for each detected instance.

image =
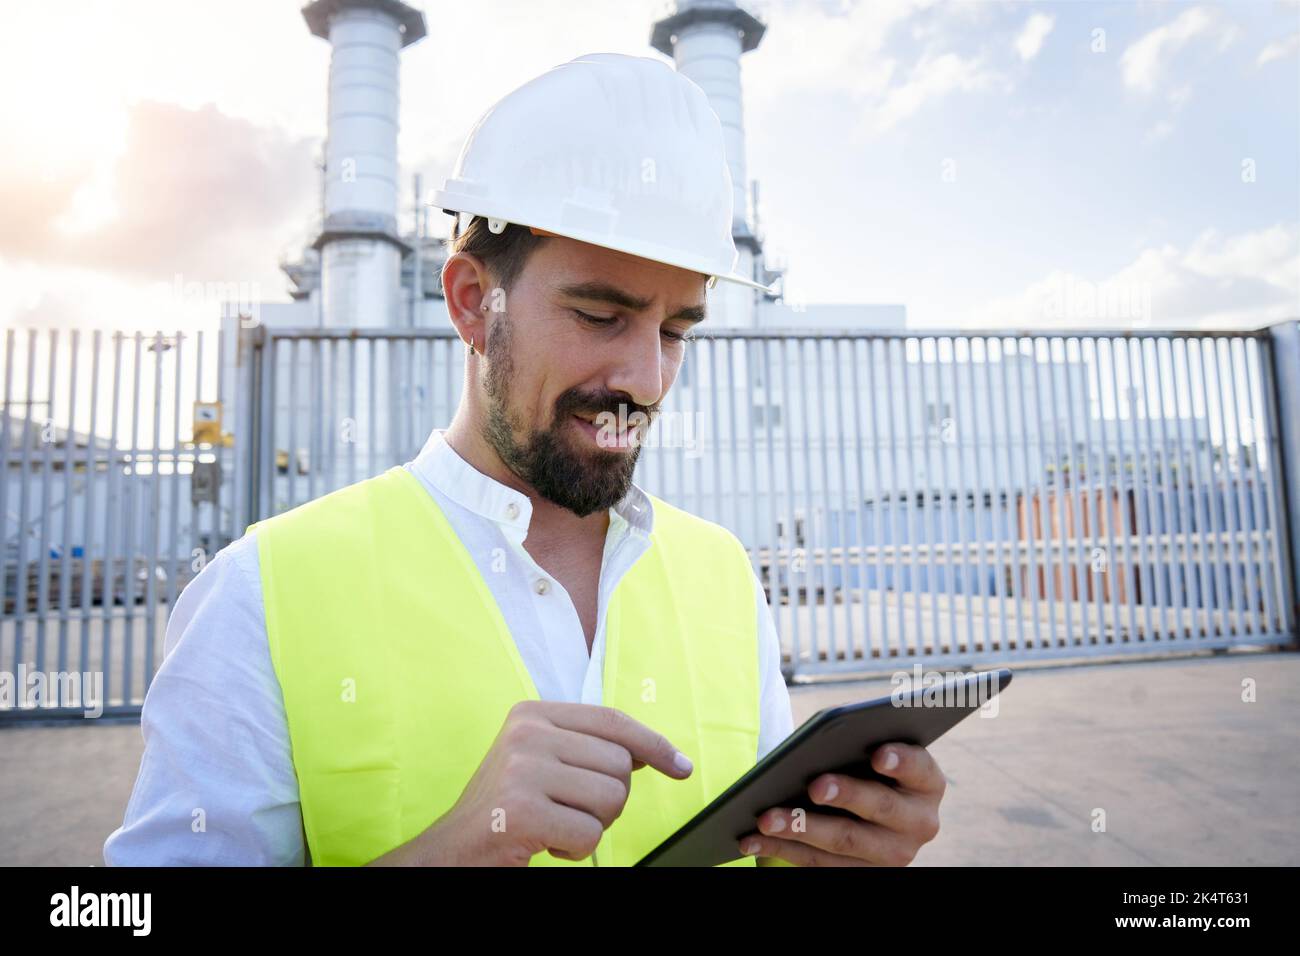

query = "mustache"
[555,389,659,423]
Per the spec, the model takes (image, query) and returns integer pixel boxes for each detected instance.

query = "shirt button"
[505,502,520,520]
[534,578,550,596]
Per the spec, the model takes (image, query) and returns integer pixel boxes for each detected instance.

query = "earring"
[467,335,476,356]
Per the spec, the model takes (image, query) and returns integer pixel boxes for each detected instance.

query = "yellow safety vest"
[252,465,760,866]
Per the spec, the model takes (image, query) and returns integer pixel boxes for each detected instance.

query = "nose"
[606,321,666,410]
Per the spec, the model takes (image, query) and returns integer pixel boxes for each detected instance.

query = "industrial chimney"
[651,0,769,326]
[303,0,427,328]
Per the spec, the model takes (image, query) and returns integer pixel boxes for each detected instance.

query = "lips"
[571,413,637,450]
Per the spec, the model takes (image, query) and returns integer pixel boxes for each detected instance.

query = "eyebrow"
[556,281,706,324]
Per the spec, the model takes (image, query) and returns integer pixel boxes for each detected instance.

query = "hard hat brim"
[433,198,777,296]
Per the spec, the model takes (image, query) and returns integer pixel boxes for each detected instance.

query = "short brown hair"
[444,215,550,295]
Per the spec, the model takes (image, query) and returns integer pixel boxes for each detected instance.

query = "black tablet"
[635,667,1013,867]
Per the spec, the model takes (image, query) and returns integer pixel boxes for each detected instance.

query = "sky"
[0,0,1296,332]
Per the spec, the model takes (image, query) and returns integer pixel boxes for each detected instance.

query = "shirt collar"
[410,428,654,539]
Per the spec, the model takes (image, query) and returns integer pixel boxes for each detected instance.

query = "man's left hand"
[738,742,945,867]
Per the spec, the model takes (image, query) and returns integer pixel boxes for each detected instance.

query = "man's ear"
[442,252,491,350]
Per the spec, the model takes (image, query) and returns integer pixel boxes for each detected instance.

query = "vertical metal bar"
[832,340,863,660]
[79,331,101,682]
[866,339,891,656]
[1202,337,1238,635]
[675,343,686,511]
[966,339,994,652]
[745,339,762,600]
[903,338,927,655]
[725,339,742,545]
[1078,338,1109,647]
[1191,338,1230,637]
[166,333,183,626]
[120,332,144,704]
[100,333,124,708]
[193,330,206,559]
[689,337,701,518]
[1109,337,1147,643]
[899,338,930,658]
[310,337,322,503]
[34,330,59,678]
[1012,336,1045,650]
[995,337,1028,651]
[709,338,722,524]
[288,338,299,508]
[1044,339,1073,650]
[1220,337,1261,636]
[1063,337,1099,648]
[404,334,415,463]
[842,340,873,660]
[1022,337,1054,651]
[371,336,380,480]
[812,338,839,663]
[348,336,358,486]
[1213,336,1249,636]
[959,340,986,652]
[760,338,785,663]
[260,335,277,520]
[1242,338,1279,634]
[1145,338,1182,640]
[794,337,825,664]
[1160,338,1200,639]
[917,341,942,653]
[778,337,803,671]
[886,339,913,656]
[230,324,246,541]
[1255,336,1294,635]
[980,338,1009,652]
[1174,338,1214,638]
[329,337,340,490]
[883,338,904,658]
[1128,338,1159,642]
[937,338,963,657]
[932,338,959,656]
[1089,338,1123,647]
[58,330,80,678]
[0,330,14,682]
[1144,338,1175,642]
[143,334,165,685]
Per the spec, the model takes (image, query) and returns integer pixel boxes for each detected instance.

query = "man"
[105,52,946,867]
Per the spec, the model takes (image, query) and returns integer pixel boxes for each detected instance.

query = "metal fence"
[2,323,1296,719]
[1,328,228,719]
[244,325,1297,680]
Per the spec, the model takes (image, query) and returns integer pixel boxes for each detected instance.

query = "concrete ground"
[1,649,1296,866]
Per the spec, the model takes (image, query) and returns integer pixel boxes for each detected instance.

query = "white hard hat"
[431,52,774,294]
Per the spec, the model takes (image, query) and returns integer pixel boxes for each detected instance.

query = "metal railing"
[2,322,1295,718]
[1,329,227,719]
[243,325,1297,680]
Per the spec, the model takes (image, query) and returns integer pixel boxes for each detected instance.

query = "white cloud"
[966,225,1300,330]
[872,51,1004,133]
[0,258,240,333]
[1257,31,1300,66]
[1120,6,1215,93]
[1145,120,1175,143]
[1015,12,1055,62]
[747,0,1003,137]
[746,0,927,101]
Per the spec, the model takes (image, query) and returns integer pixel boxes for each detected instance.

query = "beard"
[481,314,658,518]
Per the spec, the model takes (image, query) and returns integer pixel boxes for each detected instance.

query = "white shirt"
[104,428,794,865]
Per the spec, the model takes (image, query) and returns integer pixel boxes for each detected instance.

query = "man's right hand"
[366,700,693,866]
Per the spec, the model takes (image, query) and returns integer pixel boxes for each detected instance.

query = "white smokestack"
[652,0,768,326]
[304,0,427,328]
